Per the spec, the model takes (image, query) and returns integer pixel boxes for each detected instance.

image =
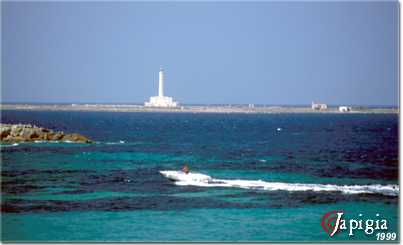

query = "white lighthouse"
[158,69,164,97]
[145,68,178,107]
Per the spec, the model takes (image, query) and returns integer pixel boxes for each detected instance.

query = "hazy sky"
[2,1,398,105]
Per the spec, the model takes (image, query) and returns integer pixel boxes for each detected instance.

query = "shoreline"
[0,104,398,114]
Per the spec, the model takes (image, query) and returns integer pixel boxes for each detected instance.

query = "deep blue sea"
[1,110,399,242]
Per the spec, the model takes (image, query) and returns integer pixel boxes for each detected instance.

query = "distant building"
[145,68,178,107]
[311,102,328,110]
[339,106,352,112]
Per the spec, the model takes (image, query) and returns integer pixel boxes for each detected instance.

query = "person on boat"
[182,164,190,174]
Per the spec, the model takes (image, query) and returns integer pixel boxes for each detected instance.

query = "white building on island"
[145,68,178,107]
[339,106,352,112]
[311,101,328,110]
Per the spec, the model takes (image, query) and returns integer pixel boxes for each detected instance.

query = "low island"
[0,103,398,114]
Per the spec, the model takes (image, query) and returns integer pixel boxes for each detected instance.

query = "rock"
[50,133,64,141]
[3,135,25,142]
[32,128,45,139]
[20,128,34,139]
[41,128,50,133]
[1,127,11,139]
[43,133,50,141]
[0,124,92,143]
[29,131,40,139]
[10,125,22,137]
[62,133,91,143]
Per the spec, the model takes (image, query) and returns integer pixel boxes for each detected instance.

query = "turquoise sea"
[1,110,399,242]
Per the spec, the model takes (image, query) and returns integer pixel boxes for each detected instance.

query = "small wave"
[160,171,399,197]
[1,143,19,147]
[34,140,63,144]
[34,140,47,143]
[105,140,125,145]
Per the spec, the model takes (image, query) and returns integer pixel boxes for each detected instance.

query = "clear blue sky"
[2,1,399,106]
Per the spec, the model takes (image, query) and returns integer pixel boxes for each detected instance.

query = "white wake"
[160,171,399,196]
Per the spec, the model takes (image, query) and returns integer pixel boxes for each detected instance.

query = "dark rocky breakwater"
[0,124,91,143]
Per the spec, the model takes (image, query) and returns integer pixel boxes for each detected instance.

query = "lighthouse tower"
[145,68,178,107]
[158,68,164,97]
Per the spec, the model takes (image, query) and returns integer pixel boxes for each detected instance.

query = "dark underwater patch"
[2,188,398,214]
